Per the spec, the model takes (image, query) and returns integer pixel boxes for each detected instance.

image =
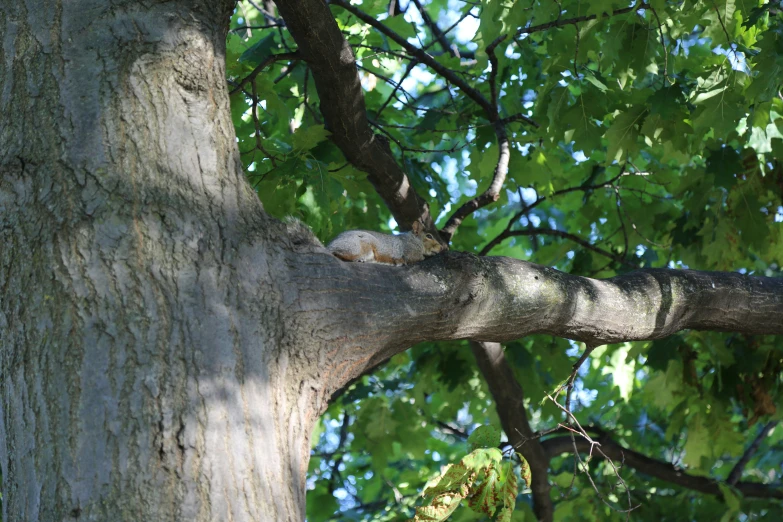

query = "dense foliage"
[226,1,782,520]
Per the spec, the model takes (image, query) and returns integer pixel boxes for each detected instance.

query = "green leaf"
[602,344,635,401]
[467,465,500,516]
[292,125,332,152]
[683,413,712,468]
[718,482,741,514]
[604,106,646,164]
[468,425,501,449]
[496,462,518,522]
[239,33,277,64]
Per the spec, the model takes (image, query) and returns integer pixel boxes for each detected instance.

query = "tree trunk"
[3,2,783,522]
[0,2,320,520]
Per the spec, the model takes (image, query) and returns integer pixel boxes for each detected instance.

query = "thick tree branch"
[302,251,783,392]
[542,433,783,500]
[275,0,435,233]
[471,342,555,522]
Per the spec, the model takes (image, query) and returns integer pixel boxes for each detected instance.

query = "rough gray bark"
[0,2,317,520]
[273,0,436,235]
[2,2,783,522]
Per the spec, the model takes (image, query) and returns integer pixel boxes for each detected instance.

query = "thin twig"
[441,123,510,239]
[410,0,453,55]
[573,24,581,78]
[517,2,650,38]
[332,0,497,115]
[250,80,278,167]
[709,0,733,44]
[376,59,419,118]
[230,52,300,95]
[230,23,282,33]
[650,8,671,86]
[487,35,508,111]
[490,228,635,267]
[479,170,626,256]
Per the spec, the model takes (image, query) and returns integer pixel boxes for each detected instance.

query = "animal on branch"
[327,219,444,265]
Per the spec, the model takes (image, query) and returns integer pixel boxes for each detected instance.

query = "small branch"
[650,8,671,86]
[542,432,783,500]
[229,51,300,95]
[441,123,510,240]
[614,188,629,262]
[250,80,279,167]
[487,35,507,111]
[483,228,634,267]
[479,170,626,256]
[421,6,477,58]
[499,112,540,128]
[373,60,418,119]
[573,24,580,78]
[727,421,778,486]
[439,33,513,240]
[332,0,495,115]
[517,2,650,38]
[410,0,453,55]
[273,59,300,84]
[230,23,282,33]
[302,67,322,124]
[709,0,733,44]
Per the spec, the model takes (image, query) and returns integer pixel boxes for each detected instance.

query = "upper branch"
[331,0,495,115]
[441,36,516,240]
[275,0,435,232]
[517,2,651,38]
[441,123,510,240]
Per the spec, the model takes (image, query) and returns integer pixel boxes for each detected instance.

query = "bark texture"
[0,2,320,521]
[2,1,783,522]
[274,0,436,234]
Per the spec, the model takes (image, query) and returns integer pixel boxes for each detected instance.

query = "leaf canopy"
[227,1,783,520]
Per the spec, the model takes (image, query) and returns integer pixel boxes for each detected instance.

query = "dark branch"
[480,227,633,267]
[471,342,555,522]
[440,36,512,240]
[410,0,453,55]
[486,35,507,114]
[499,112,540,129]
[332,0,495,115]
[275,0,436,233]
[479,171,627,256]
[542,433,783,500]
[727,421,778,486]
[517,2,651,37]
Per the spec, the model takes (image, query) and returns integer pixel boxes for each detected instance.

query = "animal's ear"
[411,220,422,234]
